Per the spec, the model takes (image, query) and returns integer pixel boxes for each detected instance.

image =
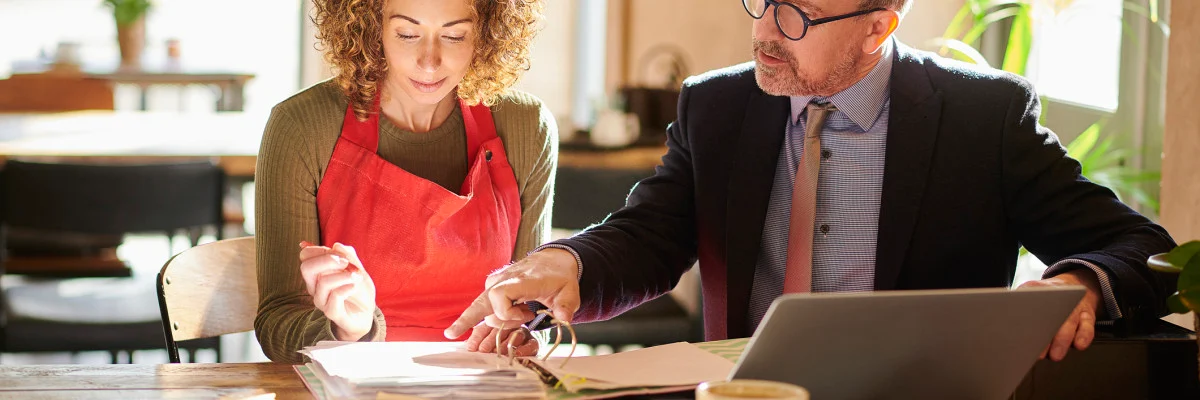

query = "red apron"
[316,98,522,341]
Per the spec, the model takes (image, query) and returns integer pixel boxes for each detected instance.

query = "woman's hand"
[464,324,539,357]
[299,241,377,341]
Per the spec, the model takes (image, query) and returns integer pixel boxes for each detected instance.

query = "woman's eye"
[443,35,466,43]
[396,33,418,40]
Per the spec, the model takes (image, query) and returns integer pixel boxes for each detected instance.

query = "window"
[1025,0,1124,111]
[0,0,301,114]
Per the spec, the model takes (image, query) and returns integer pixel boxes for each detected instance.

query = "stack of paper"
[524,342,736,394]
[298,341,546,399]
[294,340,741,400]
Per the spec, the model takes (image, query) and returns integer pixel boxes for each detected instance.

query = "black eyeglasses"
[743,0,885,41]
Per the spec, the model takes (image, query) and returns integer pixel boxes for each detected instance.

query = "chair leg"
[188,227,203,247]
[109,350,119,364]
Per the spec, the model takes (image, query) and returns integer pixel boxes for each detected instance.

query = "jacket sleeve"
[551,81,702,323]
[999,77,1177,326]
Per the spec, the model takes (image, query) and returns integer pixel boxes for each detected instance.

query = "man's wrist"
[532,243,583,281]
[1044,258,1121,320]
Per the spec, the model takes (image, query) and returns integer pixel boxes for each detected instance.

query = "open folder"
[296,340,738,400]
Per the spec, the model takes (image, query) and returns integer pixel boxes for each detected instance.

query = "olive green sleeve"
[252,105,386,364]
[495,92,559,261]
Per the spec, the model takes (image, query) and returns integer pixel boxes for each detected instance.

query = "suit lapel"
[724,89,789,338]
[875,44,943,290]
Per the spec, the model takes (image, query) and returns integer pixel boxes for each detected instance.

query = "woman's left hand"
[464,324,539,357]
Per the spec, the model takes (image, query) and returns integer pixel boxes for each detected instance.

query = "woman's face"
[382,0,476,105]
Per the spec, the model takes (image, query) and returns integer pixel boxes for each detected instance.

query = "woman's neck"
[379,81,457,133]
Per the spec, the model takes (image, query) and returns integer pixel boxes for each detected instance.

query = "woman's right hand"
[299,241,377,341]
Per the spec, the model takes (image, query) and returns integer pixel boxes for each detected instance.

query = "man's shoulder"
[683,61,757,89]
[899,45,1033,97]
[679,61,762,107]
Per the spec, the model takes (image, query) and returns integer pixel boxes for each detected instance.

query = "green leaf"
[967,0,1026,16]
[1080,138,1116,177]
[1167,241,1200,270]
[1066,122,1101,160]
[928,38,992,66]
[1081,137,1114,170]
[1178,288,1200,314]
[1089,146,1128,172]
[102,0,152,26]
[1161,241,1200,313]
[942,4,976,44]
[1133,192,1159,214]
[962,7,1025,46]
[1117,171,1161,183]
[1177,247,1200,295]
[1151,258,1183,274]
[1001,3,1034,75]
[1167,293,1190,314]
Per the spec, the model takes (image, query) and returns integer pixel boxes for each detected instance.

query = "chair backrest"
[0,74,114,112]
[0,160,225,234]
[157,236,256,363]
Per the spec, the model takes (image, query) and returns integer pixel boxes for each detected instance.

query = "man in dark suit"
[447,0,1177,362]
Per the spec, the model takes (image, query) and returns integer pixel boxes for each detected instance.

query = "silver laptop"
[730,287,1084,400]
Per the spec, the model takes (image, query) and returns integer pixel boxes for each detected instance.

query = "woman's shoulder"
[271,80,348,122]
[490,89,557,150]
[491,89,546,111]
[259,80,347,169]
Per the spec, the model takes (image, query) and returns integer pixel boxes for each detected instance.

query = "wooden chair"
[0,160,226,363]
[157,237,257,363]
[0,74,114,112]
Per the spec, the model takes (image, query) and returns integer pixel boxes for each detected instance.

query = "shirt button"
[821,149,832,160]
[820,224,830,235]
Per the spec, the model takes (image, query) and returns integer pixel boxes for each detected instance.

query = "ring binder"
[495,309,578,386]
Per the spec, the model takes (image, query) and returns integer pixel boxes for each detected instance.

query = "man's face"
[752,0,874,97]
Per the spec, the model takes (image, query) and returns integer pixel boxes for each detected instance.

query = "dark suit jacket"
[554,43,1177,340]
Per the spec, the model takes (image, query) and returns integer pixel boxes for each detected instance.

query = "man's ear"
[864,10,901,53]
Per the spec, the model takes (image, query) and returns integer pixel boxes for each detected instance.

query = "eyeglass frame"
[743,0,886,41]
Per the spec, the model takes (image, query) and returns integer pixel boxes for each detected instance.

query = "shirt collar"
[789,38,894,131]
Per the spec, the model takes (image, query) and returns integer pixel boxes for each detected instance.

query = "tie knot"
[802,102,837,138]
[807,101,837,113]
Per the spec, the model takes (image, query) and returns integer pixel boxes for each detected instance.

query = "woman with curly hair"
[254,0,553,363]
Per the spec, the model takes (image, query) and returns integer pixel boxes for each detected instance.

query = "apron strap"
[340,96,383,152]
[460,99,499,167]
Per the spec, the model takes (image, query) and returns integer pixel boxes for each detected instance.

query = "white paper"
[304,341,518,380]
[300,341,545,400]
[529,342,734,392]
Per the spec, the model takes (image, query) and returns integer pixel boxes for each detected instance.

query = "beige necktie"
[783,102,836,293]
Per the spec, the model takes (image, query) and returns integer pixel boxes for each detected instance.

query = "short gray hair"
[860,0,912,17]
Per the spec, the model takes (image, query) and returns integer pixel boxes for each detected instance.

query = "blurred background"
[0,0,1193,366]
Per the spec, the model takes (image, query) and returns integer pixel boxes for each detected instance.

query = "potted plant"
[1148,241,1200,379]
[102,0,152,69]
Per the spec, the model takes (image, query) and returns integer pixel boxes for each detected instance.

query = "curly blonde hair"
[312,0,544,121]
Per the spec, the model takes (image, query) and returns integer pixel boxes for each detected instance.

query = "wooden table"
[557,145,666,171]
[0,111,667,178]
[11,68,255,112]
[0,363,311,399]
[0,111,265,177]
